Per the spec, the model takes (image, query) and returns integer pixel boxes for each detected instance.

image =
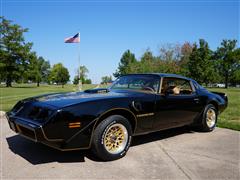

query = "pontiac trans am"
[6,73,228,161]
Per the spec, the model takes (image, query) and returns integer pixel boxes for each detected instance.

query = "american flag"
[64,33,80,43]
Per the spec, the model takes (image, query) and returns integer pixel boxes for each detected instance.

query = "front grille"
[17,125,36,140]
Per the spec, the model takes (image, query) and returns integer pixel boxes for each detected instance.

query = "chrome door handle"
[194,98,200,103]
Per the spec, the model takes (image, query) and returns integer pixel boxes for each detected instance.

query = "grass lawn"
[0,84,239,131]
[207,88,240,131]
[0,83,96,112]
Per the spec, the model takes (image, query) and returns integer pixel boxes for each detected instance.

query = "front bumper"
[6,113,94,151]
[7,115,43,142]
[6,114,66,150]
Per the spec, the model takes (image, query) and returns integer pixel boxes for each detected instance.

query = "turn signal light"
[69,122,81,128]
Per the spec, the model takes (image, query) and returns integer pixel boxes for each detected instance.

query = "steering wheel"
[142,86,155,93]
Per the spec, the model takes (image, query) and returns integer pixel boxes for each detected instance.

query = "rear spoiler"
[211,91,228,103]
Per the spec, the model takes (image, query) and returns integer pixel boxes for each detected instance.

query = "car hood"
[28,89,146,108]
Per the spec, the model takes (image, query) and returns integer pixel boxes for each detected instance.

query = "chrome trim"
[136,113,154,117]
[158,77,163,94]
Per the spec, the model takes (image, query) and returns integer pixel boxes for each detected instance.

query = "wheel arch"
[93,108,137,134]
[208,100,219,112]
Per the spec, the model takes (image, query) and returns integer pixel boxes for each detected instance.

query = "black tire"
[91,115,132,161]
[199,104,218,132]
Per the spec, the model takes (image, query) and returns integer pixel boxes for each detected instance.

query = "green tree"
[101,75,112,84]
[214,39,240,88]
[84,78,92,84]
[79,65,89,83]
[73,65,91,84]
[179,42,193,76]
[230,68,240,85]
[138,49,156,73]
[188,39,215,85]
[49,63,70,87]
[28,55,50,86]
[73,75,79,85]
[114,50,137,77]
[73,76,92,84]
[0,17,33,87]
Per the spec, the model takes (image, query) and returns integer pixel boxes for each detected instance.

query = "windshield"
[193,81,206,90]
[110,75,160,93]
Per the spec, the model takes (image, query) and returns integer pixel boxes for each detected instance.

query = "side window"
[161,78,193,95]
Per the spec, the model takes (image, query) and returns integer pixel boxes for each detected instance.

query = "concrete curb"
[0,111,6,117]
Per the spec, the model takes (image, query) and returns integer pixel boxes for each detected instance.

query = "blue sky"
[2,0,239,83]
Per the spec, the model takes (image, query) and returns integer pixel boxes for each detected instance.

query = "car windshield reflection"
[110,75,159,93]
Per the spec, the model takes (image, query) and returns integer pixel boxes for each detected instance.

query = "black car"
[6,73,228,161]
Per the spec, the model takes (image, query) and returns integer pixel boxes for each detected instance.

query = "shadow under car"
[6,126,194,164]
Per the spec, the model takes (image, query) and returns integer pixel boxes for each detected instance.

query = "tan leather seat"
[173,86,180,95]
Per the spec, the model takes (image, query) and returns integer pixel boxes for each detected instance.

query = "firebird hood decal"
[34,90,141,108]
[37,91,124,101]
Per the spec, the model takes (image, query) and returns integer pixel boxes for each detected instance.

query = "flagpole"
[78,32,82,91]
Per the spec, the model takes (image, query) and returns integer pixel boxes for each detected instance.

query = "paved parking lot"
[1,112,239,179]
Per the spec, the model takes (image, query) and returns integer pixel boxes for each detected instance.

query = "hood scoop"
[84,88,109,94]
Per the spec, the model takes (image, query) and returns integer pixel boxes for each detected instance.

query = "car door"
[132,93,157,134]
[153,77,201,131]
[130,76,160,134]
